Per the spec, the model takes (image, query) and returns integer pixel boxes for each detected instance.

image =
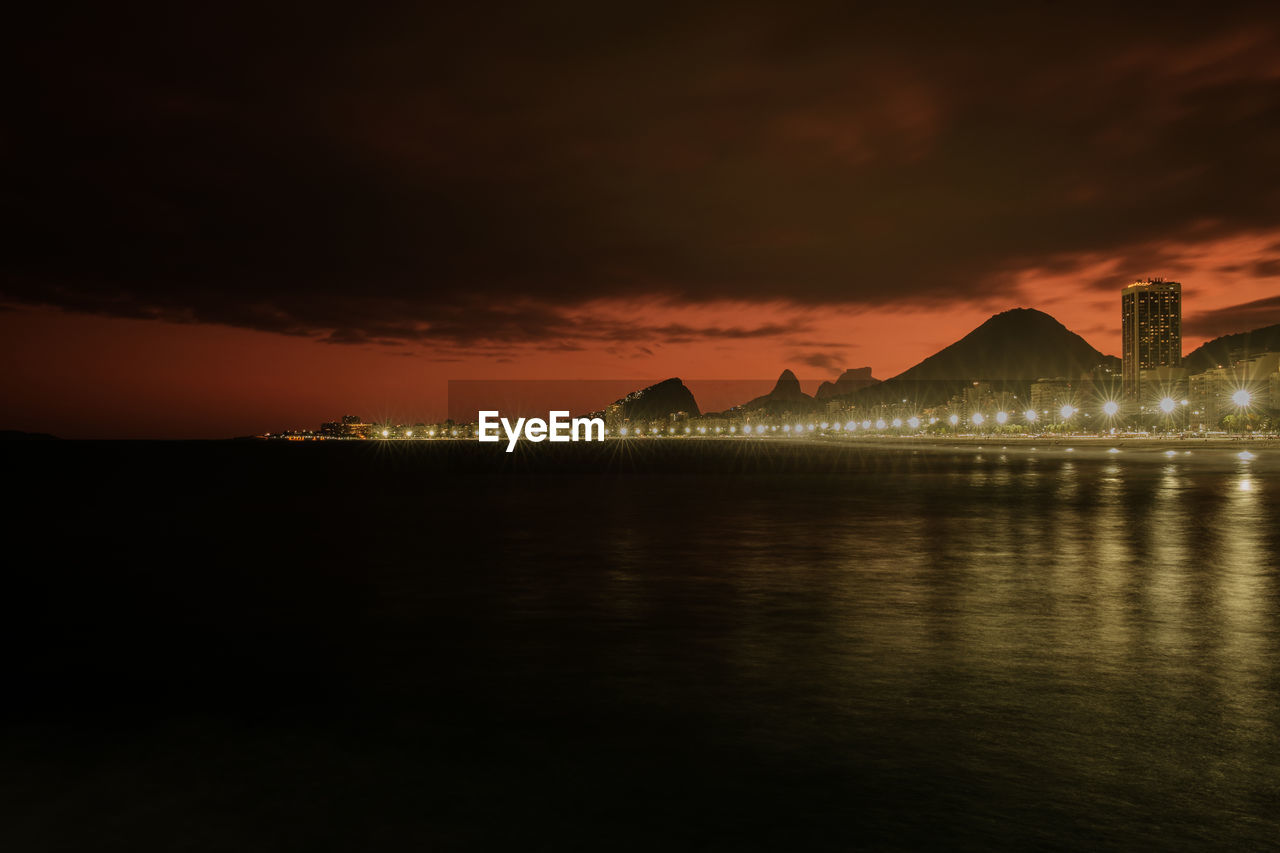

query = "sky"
[5,1,1280,437]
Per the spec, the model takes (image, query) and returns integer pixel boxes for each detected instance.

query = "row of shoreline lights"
[611,393,1252,436]
[372,393,1254,438]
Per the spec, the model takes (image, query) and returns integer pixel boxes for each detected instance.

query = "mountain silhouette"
[609,377,700,420]
[741,369,821,414]
[815,367,879,400]
[829,308,1117,408]
[1184,322,1280,373]
[892,308,1115,382]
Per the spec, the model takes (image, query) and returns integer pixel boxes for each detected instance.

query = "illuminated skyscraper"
[1121,278,1181,399]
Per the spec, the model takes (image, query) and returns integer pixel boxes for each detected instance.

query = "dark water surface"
[3,440,1279,850]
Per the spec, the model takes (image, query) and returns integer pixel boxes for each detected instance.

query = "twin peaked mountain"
[612,308,1119,416]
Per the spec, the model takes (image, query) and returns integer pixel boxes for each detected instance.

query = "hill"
[607,378,700,421]
[739,370,822,415]
[1184,322,1280,373]
[815,367,880,400]
[834,308,1117,408]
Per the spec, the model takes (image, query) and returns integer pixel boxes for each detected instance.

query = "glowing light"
[1159,397,1176,414]
[698,426,706,434]
[832,422,842,431]
[971,413,985,425]
[729,426,736,433]
[1060,405,1076,419]
[892,418,903,428]
[783,425,791,432]
[875,419,887,430]
[405,430,412,437]
[807,424,815,431]
[1102,401,1119,416]
[1164,450,1177,457]
[684,427,691,434]
[1108,447,1120,454]
[756,425,766,434]
[1232,389,1252,407]
[821,422,829,429]
[382,429,389,437]
[1238,451,1256,460]
[949,414,960,426]
[862,420,872,430]
[907,416,920,429]
[1024,409,1037,422]
[846,421,856,431]
[995,411,1008,424]
[620,427,629,436]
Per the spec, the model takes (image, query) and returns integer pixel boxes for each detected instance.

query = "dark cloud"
[1251,258,1280,277]
[1184,294,1280,337]
[794,351,845,369]
[7,1,1280,346]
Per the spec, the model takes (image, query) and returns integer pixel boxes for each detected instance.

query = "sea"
[3,439,1278,850]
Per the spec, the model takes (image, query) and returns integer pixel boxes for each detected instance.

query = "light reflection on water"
[518,449,1280,846]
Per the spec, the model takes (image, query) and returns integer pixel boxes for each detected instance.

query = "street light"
[972,413,985,426]
[1060,404,1076,419]
[1024,409,1037,423]
[1159,397,1175,414]
[949,414,960,426]
[995,411,1008,424]
[1232,389,1252,408]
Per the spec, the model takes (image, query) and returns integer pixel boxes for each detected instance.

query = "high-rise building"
[1121,278,1181,399]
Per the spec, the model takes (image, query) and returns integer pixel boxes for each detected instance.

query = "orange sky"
[5,229,1278,438]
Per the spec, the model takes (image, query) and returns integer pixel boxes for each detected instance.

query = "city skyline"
[4,282,1278,439]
